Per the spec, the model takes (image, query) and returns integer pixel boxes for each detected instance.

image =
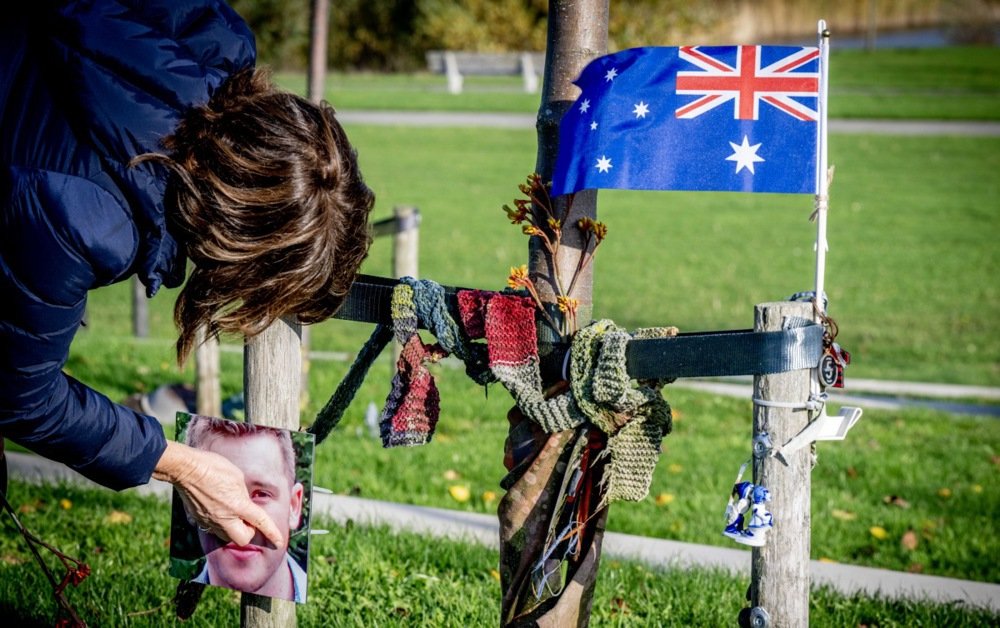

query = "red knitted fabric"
[484,296,538,367]
[457,290,492,339]
[457,291,537,368]
[380,335,446,447]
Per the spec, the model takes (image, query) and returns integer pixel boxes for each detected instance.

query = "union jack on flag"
[675,46,820,121]
[552,45,823,196]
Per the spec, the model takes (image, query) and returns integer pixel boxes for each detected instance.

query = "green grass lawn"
[2,482,997,626]
[275,47,1000,121]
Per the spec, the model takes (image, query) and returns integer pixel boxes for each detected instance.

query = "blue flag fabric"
[551,46,821,196]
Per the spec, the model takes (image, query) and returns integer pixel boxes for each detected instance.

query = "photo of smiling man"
[169,414,313,603]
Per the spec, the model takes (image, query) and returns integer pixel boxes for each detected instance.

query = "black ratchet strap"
[335,275,824,379]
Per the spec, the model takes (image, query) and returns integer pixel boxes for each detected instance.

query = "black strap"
[335,275,824,378]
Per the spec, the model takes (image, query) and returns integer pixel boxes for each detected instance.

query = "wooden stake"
[194,326,221,417]
[306,0,329,104]
[242,316,301,627]
[132,277,148,338]
[750,301,812,627]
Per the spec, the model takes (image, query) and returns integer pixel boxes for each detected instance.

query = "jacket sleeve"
[0,170,167,491]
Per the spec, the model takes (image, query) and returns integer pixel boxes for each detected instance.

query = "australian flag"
[551,45,821,196]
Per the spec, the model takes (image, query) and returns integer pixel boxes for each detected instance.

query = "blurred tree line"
[229,0,977,72]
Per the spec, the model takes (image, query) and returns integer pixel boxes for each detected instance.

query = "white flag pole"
[813,20,831,318]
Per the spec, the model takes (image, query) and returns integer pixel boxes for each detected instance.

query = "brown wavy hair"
[135,68,374,364]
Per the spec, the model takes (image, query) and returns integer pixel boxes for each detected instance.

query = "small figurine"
[723,481,774,547]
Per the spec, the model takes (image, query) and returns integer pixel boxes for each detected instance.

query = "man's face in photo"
[197,431,303,599]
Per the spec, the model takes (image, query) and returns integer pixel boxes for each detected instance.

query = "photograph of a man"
[169,414,312,603]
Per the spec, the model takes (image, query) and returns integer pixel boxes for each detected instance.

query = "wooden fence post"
[307,0,329,104]
[132,276,148,338]
[194,326,221,417]
[750,300,813,627]
[300,0,330,414]
[242,317,301,627]
[391,205,420,281]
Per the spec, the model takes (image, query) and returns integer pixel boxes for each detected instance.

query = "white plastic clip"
[773,405,863,464]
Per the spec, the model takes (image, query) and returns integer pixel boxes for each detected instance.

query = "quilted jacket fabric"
[0,1,255,489]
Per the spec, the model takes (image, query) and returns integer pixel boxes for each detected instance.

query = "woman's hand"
[153,440,284,548]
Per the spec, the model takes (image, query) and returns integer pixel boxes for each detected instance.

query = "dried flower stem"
[1,491,89,626]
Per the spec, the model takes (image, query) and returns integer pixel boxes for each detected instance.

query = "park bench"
[425,50,545,94]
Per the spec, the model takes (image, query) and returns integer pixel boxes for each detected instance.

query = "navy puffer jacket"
[0,1,255,489]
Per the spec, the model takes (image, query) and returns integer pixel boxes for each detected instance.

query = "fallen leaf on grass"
[972,484,983,494]
[489,569,501,581]
[818,557,838,563]
[481,490,497,504]
[448,485,471,503]
[846,466,858,479]
[869,526,888,540]
[667,463,683,474]
[610,597,630,616]
[442,469,460,481]
[105,510,133,525]
[1,554,24,565]
[655,493,675,506]
[18,500,43,514]
[937,487,952,498]
[901,530,919,551]
[59,499,72,510]
[831,509,856,521]
[908,563,924,574]
[882,495,910,509]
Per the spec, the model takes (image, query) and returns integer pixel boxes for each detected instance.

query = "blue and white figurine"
[723,481,774,547]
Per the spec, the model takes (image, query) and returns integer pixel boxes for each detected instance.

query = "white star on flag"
[590,121,598,131]
[633,101,650,118]
[579,99,591,114]
[726,135,765,174]
[604,67,618,82]
[595,155,613,173]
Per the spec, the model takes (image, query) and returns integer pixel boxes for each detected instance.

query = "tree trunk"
[497,3,609,626]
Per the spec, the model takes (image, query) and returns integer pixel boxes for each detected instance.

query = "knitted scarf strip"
[569,320,674,504]
[382,278,674,503]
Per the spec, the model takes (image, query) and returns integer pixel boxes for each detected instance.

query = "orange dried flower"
[522,225,543,237]
[557,296,579,314]
[592,221,608,241]
[507,264,530,290]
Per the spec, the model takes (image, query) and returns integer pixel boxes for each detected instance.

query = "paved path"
[671,377,1000,418]
[8,452,999,614]
[337,110,1000,136]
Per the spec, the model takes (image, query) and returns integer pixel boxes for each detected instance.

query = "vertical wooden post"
[242,317,301,627]
[132,276,148,338]
[194,327,221,417]
[301,0,330,412]
[391,205,419,364]
[306,0,329,103]
[865,0,878,51]
[750,301,812,627]
[392,205,419,280]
